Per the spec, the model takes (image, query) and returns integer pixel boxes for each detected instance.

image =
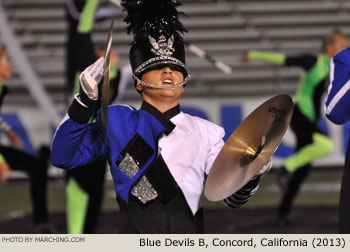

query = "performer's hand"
[97,49,120,68]
[0,159,11,184]
[240,52,250,63]
[256,158,272,176]
[6,130,24,149]
[79,57,105,101]
[110,50,120,69]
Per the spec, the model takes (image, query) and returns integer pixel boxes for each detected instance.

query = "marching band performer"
[0,44,52,233]
[325,45,350,233]
[241,29,347,225]
[51,0,270,233]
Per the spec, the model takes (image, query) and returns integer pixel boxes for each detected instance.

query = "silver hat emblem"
[149,34,175,56]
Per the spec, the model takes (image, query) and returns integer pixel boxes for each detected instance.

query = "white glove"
[256,158,272,176]
[79,57,104,101]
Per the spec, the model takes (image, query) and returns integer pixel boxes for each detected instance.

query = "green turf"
[0,169,343,214]
[0,180,118,214]
[202,169,342,209]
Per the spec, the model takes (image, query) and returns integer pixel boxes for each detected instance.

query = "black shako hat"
[121,0,190,90]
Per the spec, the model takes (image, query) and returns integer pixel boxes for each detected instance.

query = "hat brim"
[134,56,190,79]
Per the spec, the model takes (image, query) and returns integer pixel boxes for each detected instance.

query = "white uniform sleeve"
[205,126,225,176]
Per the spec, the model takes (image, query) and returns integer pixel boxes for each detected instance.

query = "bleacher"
[1,0,350,105]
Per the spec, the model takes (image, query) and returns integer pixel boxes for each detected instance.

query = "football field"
[0,168,343,233]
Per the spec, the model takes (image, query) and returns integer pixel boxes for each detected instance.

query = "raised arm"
[51,57,107,169]
[241,51,285,66]
[241,50,317,70]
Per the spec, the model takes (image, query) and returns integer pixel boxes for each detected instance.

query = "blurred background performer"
[0,44,52,233]
[65,0,121,234]
[52,0,271,234]
[241,29,347,225]
[325,45,350,233]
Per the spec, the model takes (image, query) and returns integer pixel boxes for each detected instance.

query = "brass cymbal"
[204,94,294,201]
[101,19,114,140]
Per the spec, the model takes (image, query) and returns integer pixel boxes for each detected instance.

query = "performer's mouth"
[162,78,174,85]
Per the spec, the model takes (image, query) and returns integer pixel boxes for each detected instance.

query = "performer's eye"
[145,65,163,72]
[169,65,182,72]
[146,64,184,74]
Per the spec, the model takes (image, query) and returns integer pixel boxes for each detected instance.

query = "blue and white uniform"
[325,47,350,124]
[51,97,261,233]
[325,47,350,234]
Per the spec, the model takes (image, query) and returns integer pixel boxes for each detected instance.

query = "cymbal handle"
[250,144,265,161]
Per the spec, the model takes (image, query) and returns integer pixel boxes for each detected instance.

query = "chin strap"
[132,74,191,90]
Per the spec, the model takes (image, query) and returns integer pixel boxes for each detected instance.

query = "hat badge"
[148,34,175,56]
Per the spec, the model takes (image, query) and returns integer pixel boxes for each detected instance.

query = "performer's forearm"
[223,175,261,208]
[68,94,97,124]
[77,0,99,33]
[51,106,106,169]
[248,51,286,66]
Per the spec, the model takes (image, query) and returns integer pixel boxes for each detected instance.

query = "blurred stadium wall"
[1,0,350,178]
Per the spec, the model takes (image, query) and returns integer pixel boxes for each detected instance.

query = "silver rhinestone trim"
[133,74,190,90]
[118,153,158,203]
[119,153,139,178]
[134,56,190,76]
[149,35,175,57]
[131,176,158,204]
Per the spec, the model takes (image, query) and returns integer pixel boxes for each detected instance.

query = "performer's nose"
[162,66,172,74]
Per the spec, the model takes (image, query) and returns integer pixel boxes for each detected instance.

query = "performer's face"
[327,35,348,57]
[137,65,185,100]
[0,51,12,80]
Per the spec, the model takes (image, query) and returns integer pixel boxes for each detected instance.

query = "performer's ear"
[136,82,143,92]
